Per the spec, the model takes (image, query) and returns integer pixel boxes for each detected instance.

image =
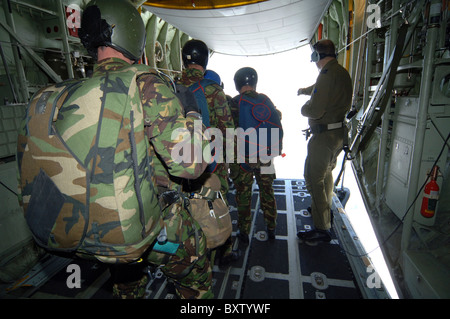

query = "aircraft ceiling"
[142,0,332,56]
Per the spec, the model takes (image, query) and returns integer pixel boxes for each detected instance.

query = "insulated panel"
[385,97,449,225]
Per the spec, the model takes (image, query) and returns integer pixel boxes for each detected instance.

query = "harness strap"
[189,186,221,202]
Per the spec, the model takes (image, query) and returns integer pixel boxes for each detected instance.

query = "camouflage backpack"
[16,64,163,264]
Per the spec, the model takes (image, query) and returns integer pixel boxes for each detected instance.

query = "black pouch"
[26,169,65,247]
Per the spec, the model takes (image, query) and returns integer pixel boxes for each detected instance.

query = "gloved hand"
[175,84,201,116]
[297,88,304,96]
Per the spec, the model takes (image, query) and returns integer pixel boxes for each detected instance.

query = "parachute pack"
[16,65,163,264]
[236,93,283,168]
[188,78,219,173]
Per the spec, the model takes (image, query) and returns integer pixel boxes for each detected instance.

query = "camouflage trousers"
[215,163,230,201]
[147,197,213,299]
[112,197,213,299]
[110,263,149,299]
[304,129,344,230]
[232,162,277,235]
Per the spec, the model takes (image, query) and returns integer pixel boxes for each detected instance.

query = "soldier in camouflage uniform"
[177,39,235,196]
[177,40,236,264]
[91,54,213,298]
[86,1,214,299]
[230,67,283,243]
[17,0,213,299]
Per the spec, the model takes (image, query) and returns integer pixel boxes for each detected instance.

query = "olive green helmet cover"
[79,0,146,62]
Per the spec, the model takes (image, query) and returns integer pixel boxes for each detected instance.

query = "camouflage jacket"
[178,68,234,139]
[178,68,234,192]
[92,59,209,183]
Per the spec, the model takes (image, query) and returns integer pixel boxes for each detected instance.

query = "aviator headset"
[310,50,337,62]
[310,42,337,62]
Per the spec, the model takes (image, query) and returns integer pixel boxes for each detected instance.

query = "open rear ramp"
[210,179,363,299]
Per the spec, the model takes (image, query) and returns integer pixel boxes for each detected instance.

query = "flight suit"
[301,59,352,231]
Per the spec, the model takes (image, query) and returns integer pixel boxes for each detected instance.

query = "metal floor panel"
[218,178,362,299]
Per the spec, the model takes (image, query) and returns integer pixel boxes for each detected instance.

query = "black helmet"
[234,67,258,92]
[79,0,145,62]
[182,39,209,69]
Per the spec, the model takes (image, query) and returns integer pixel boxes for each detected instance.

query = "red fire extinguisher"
[420,165,440,218]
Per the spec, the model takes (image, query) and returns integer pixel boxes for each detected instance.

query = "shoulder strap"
[199,78,217,88]
[189,80,211,127]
